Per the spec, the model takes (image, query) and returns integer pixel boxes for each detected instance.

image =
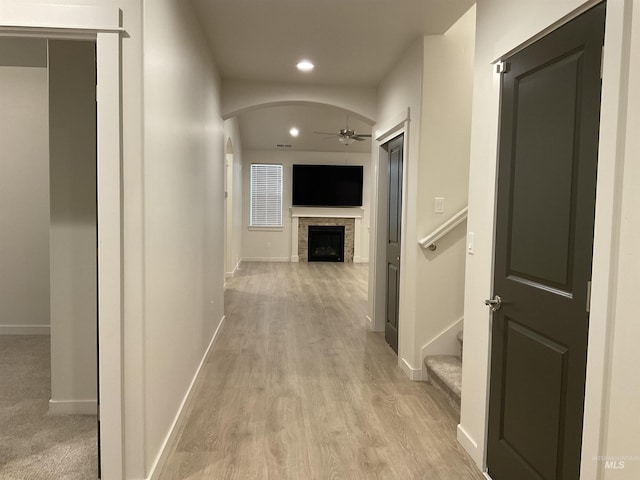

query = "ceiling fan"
[314,116,372,145]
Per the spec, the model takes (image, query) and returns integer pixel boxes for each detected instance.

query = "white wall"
[415,6,475,366]
[242,149,371,262]
[224,118,243,277]
[143,0,225,476]
[460,1,638,478]
[0,40,50,334]
[370,38,423,375]
[48,39,98,413]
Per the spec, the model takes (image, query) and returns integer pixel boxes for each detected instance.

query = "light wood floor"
[159,262,483,480]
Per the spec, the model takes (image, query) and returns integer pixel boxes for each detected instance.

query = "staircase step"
[425,355,462,413]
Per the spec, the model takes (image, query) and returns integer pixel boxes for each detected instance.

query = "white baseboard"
[48,399,97,415]
[366,315,384,332]
[0,325,50,335]
[420,317,464,379]
[242,257,290,263]
[354,257,369,263]
[147,314,226,480]
[291,255,299,262]
[400,357,423,381]
[457,423,484,469]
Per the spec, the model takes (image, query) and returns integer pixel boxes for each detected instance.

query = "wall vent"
[276,144,292,148]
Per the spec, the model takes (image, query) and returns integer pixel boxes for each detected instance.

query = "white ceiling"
[190,0,475,152]
[190,0,475,86]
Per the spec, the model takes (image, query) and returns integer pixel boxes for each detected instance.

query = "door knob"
[484,295,502,312]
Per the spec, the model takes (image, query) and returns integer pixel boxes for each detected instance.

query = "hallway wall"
[415,5,475,370]
[369,8,475,377]
[142,0,225,476]
[371,38,424,375]
[0,39,50,334]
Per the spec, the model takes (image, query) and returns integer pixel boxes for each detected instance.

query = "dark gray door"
[385,134,403,353]
[487,4,605,480]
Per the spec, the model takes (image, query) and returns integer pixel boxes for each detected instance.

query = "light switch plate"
[467,232,475,255]
[434,197,445,213]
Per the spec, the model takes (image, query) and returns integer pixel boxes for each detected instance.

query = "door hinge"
[496,61,510,74]
[586,280,592,313]
[600,45,605,79]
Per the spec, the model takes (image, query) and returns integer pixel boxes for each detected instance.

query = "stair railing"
[418,206,468,251]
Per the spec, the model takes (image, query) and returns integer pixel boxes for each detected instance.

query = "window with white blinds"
[250,164,283,227]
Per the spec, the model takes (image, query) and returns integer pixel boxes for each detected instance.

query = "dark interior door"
[385,134,403,353]
[487,4,605,480]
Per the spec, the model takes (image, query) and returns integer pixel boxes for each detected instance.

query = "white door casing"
[0,3,124,479]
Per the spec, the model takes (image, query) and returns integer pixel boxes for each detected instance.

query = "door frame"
[468,1,632,478]
[369,112,409,354]
[0,4,124,479]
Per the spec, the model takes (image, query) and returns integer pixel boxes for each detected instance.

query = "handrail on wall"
[418,206,468,251]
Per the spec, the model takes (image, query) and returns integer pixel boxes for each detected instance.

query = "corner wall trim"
[147,315,226,480]
[366,315,383,333]
[400,357,423,381]
[457,423,482,468]
[0,325,50,335]
[420,317,464,356]
[374,107,411,142]
[225,260,241,279]
[49,399,97,415]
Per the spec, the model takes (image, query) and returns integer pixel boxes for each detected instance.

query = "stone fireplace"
[289,207,365,263]
[299,219,354,262]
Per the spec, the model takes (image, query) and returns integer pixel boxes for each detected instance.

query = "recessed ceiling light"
[289,127,299,137]
[296,60,314,72]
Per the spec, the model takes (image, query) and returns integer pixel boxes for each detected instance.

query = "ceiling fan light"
[339,136,355,146]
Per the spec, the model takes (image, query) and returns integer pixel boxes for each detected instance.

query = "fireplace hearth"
[308,225,345,262]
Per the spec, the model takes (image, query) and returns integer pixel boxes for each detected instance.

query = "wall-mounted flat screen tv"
[292,164,363,207]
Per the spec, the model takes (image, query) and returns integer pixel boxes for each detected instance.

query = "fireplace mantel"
[289,206,364,219]
[289,207,365,263]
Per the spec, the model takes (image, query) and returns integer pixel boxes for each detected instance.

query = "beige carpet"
[0,335,98,479]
